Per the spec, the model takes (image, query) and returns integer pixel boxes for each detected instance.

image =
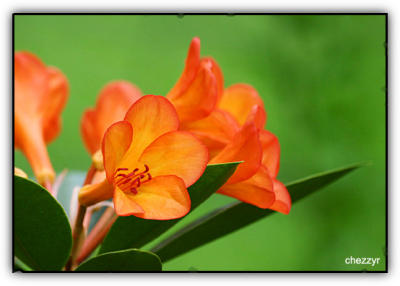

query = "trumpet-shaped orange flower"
[79,95,208,219]
[166,37,222,123]
[81,81,142,156]
[169,38,290,214]
[14,51,68,187]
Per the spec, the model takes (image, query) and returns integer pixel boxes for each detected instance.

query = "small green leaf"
[14,176,72,271]
[152,162,365,262]
[99,162,240,254]
[75,249,162,271]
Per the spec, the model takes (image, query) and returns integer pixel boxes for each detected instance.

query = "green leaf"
[14,176,73,271]
[14,256,33,272]
[152,162,366,262]
[75,249,162,271]
[99,162,240,254]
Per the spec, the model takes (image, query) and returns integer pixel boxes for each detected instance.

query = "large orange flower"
[171,38,291,214]
[14,51,68,188]
[78,95,208,219]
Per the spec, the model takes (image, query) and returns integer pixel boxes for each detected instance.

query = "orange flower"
[14,52,68,187]
[78,95,208,219]
[170,38,290,214]
[81,81,142,156]
[166,37,222,123]
[210,100,291,214]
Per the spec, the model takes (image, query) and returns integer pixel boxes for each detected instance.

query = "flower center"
[113,164,152,195]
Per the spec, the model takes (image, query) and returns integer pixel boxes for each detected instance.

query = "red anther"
[114,164,152,194]
[115,173,128,178]
[132,177,141,187]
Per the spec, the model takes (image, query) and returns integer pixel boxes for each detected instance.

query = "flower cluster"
[14,37,291,222]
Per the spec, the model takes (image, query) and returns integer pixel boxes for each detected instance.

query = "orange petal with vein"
[269,180,291,214]
[115,176,190,220]
[210,121,262,184]
[102,121,133,182]
[123,95,179,163]
[219,83,266,127]
[139,131,208,187]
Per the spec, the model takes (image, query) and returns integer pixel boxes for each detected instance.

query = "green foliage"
[99,162,240,254]
[14,176,72,271]
[152,163,365,262]
[75,249,162,271]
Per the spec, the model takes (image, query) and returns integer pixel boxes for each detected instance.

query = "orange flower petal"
[201,57,224,101]
[14,52,48,120]
[42,67,69,143]
[113,187,145,216]
[167,37,201,100]
[269,180,291,214]
[181,109,240,158]
[210,121,262,184]
[139,131,208,187]
[81,81,142,154]
[115,175,190,220]
[168,59,218,122]
[102,121,133,182]
[123,95,179,163]
[245,105,267,130]
[259,129,280,178]
[219,83,266,127]
[218,166,275,209]
[81,110,99,156]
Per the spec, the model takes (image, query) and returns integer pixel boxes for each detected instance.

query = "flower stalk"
[65,164,97,271]
[65,204,87,271]
[76,208,117,264]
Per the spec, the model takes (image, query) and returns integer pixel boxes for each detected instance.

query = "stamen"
[113,164,152,194]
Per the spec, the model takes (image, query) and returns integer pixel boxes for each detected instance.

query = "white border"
[1,1,397,285]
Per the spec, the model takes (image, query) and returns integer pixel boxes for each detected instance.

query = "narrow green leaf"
[99,162,240,254]
[75,249,161,271]
[14,176,73,271]
[14,256,33,272]
[152,162,366,262]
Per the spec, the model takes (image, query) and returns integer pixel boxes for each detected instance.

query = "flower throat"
[114,164,152,194]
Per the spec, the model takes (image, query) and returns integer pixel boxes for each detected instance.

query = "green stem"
[65,205,87,271]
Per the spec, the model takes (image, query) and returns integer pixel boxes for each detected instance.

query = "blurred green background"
[14,15,386,271]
